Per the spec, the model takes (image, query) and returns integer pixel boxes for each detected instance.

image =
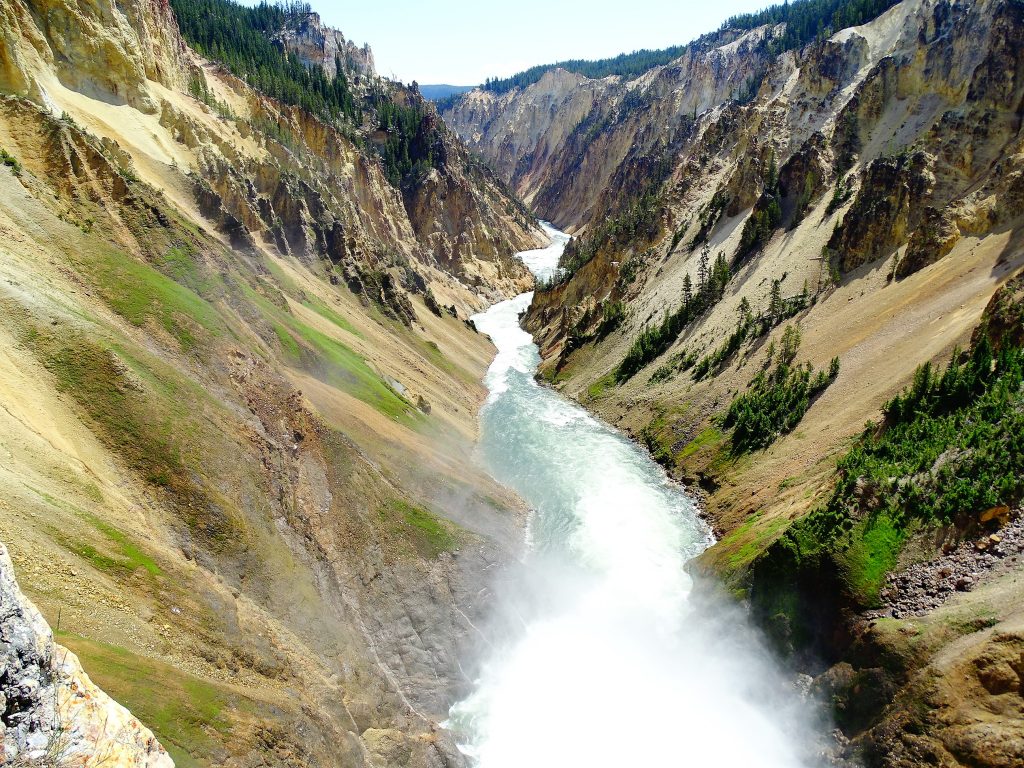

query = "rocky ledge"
[871,509,1024,619]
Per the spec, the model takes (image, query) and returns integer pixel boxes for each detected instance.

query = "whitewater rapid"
[448,223,820,767]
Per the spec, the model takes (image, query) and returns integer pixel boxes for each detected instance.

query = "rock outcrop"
[274,11,375,80]
[827,150,935,273]
[1,542,173,767]
[0,0,190,112]
[974,273,1024,350]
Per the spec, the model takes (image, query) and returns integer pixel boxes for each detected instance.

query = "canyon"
[0,0,1022,767]
[442,1,1024,765]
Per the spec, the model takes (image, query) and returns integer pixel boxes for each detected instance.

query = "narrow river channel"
[447,224,820,767]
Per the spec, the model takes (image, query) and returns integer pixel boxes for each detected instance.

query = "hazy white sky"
[282,0,773,85]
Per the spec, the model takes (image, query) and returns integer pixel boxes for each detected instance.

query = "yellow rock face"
[54,648,174,768]
[0,0,189,112]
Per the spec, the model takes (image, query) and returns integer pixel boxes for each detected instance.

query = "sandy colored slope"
[0,88,526,765]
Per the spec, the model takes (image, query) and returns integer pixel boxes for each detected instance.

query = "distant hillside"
[419,84,475,101]
[475,0,900,95]
[480,46,687,95]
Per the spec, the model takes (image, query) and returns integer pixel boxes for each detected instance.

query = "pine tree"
[781,324,801,364]
[738,296,751,325]
[769,279,783,321]
[682,273,693,305]
[698,244,711,292]
[712,251,730,297]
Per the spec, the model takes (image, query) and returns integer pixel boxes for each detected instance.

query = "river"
[447,223,820,767]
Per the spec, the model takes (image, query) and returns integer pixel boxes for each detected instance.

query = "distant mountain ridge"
[471,0,900,95]
[419,83,475,100]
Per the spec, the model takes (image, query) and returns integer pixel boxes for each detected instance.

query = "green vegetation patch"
[753,332,1024,650]
[86,245,222,351]
[637,406,704,468]
[273,322,302,361]
[0,146,23,176]
[240,279,416,422]
[30,486,162,578]
[836,513,905,601]
[720,511,792,573]
[371,95,438,187]
[56,632,235,768]
[696,285,813,383]
[678,426,726,461]
[586,371,617,400]
[33,335,185,488]
[945,611,999,637]
[419,337,476,386]
[291,317,414,420]
[381,499,460,559]
[620,269,812,387]
[157,244,221,297]
[80,509,162,578]
[52,536,131,577]
[261,255,301,295]
[301,295,362,338]
[539,364,571,386]
[724,337,840,452]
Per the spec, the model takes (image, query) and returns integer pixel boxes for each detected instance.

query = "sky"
[283,0,775,85]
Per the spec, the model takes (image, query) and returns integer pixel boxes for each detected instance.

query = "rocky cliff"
[445,1,1024,765]
[0,0,541,766]
[2,542,173,767]
[274,10,376,80]
[0,0,189,112]
[444,26,774,229]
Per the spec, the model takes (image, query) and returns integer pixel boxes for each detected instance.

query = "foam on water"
[515,221,571,284]
[448,226,821,767]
